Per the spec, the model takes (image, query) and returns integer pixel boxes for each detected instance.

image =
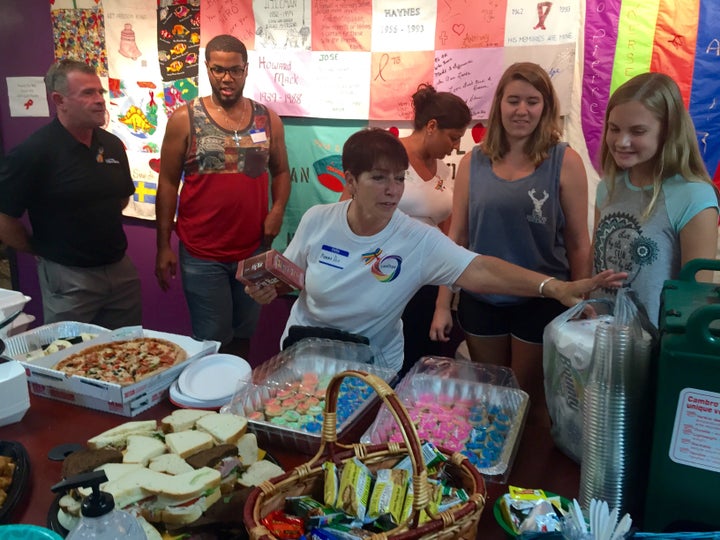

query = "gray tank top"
[466,143,570,305]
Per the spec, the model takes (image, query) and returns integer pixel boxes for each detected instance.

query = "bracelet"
[538,276,557,297]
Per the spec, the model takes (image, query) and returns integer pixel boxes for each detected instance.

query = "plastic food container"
[0,360,30,427]
[222,338,397,454]
[0,289,31,339]
[362,356,528,482]
[2,321,110,360]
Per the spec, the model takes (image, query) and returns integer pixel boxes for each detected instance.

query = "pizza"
[54,338,188,385]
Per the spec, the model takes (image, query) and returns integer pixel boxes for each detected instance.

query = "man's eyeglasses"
[208,65,247,79]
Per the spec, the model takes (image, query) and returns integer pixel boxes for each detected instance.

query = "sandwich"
[238,459,285,487]
[61,447,123,479]
[195,412,248,445]
[148,452,194,475]
[140,467,222,526]
[87,420,158,450]
[160,408,215,433]
[164,430,214,458]
[185,443,241,495]
[236,433,259,467]
[123,435,167,466]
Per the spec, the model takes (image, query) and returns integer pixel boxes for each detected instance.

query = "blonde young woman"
[593,72,719,325]
[431,63,592,417]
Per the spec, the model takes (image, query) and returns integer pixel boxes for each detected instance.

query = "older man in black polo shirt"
[0,59,142,329]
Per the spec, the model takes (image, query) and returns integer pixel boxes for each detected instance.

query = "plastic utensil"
[573,499,587,534]
[611,513,632,540]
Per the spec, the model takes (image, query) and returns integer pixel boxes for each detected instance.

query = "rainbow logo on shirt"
[362,248,402,282]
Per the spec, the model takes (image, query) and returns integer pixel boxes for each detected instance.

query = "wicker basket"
[243,370,487,539]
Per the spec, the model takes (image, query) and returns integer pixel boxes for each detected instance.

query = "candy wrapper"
[323,461,339,508]
[261,509,305,539]
[285,495,345,529]
[500,486,565,534]
[337,457,373,520]
[367,468,408,524]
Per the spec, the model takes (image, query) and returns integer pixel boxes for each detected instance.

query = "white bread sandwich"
[148,452,194,475]
[160,409,214,433]
[238,459,285,487]
[101,467,168,509]
[141,467,222,525]
[236,433,259,466]
[164,430,214,458]
[195,412,248,445]
[185,444,241,495]
[87,420,158,450]
[123,435,167,466]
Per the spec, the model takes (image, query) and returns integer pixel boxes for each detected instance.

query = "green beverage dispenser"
[644,259,720,531]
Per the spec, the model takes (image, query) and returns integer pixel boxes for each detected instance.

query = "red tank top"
[177,98,271,262]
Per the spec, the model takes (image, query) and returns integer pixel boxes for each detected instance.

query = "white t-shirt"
[397,161,453,227]
[282,200,477,372]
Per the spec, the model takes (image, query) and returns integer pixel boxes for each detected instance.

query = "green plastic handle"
[686,305,720,351]
[678,258,720,282]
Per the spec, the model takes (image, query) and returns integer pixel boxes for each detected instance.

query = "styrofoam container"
[0,289,31,339]
[0,360,30,427]
[0,289,30,321]
[9,325,219,417]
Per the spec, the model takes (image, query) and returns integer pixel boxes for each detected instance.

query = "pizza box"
[28,369,174,417]
[16,326,220,413]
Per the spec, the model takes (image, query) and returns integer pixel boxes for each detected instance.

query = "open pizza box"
[9,325,219,416]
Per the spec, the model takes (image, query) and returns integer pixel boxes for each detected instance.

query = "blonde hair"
[599,72,716,219]
[481,62,561,166]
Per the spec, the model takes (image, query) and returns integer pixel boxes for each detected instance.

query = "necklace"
[210,95,246,147]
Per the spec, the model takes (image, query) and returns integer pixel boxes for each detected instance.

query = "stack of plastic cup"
[579,321,652,517]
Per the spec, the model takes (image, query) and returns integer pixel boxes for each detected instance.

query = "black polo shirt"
[0,118,135,267]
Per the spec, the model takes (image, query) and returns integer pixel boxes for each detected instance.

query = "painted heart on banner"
[452,24,465,35]
[388,126,399,137]
[149,158,161,173]
[471,122,487,143]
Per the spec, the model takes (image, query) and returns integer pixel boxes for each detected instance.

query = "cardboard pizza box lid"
[19,326,219,405]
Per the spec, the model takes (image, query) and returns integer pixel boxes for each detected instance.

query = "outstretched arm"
[456,255,626,308]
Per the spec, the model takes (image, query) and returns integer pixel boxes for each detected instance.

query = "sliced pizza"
[54,338,188,385]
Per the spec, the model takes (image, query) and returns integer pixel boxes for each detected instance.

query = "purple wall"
[0,2,192,335]
[0,2,290,365]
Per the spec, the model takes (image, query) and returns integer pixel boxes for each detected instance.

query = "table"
[0,393,580,539]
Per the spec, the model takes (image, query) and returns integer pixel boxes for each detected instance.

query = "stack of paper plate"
[169,353,251,410]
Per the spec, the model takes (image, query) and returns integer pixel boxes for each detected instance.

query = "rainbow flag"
[582,0,720,186]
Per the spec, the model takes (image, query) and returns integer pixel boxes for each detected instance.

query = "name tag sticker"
[250,129,267,143]
[319,244,348,270]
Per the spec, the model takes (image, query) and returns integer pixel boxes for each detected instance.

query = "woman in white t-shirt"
[246,128,626,373]
[341,86,471,375]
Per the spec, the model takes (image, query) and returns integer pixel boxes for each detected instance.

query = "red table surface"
[0,393,579,539]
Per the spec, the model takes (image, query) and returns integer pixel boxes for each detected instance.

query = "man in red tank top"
[155,34,290,357]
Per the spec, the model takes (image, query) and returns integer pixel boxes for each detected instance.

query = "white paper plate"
[177,353,251,402]
[168,381,226,410]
